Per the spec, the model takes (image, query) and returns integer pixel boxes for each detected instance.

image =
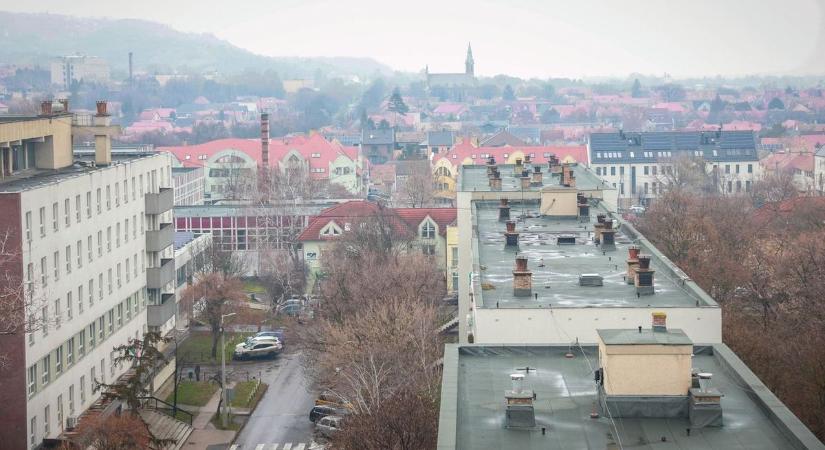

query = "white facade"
[50,56,111,88]
[21,153,173,446]
[591,160,762,206]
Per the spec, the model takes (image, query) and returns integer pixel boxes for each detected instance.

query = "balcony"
[147,258,175,289]
[146,223,174,252]
[147,293,176,327]
[145,187,173,215]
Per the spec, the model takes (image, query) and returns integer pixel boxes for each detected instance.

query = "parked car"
[309,405,347,423]
[252,329,286,345]
[315,415,343,438]
[629,205,646,214]
[276,298,305,316]
[233,337,282,360]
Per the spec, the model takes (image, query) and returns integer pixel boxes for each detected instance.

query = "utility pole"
[220,312,236,428]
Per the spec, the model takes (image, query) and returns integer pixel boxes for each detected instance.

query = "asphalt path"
[233,352,317,448]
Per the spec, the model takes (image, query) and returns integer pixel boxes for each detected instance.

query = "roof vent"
[689,372,724,428]
[505,373,536,428]
[579,273,604,287]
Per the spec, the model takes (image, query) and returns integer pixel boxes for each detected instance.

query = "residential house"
[360,128,395,165]
[297,201,457,290]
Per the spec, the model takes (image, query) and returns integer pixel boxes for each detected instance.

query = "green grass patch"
[230,381,268,408]
[210,412,242,431]
[177,332,251,364]
[165,381,218,407]
[242,279,266,294]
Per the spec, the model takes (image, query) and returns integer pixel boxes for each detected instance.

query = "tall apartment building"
[0,102,174,449]
[589,130,761,208]
[50,55,111,88]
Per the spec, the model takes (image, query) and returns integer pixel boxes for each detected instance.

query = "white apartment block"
[0,106,174,449]
[589,131,761,207]
[50,55,111,89]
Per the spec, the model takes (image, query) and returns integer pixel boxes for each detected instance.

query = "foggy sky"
[2,0,824,79]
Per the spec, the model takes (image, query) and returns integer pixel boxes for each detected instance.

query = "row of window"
[594,163,754,177]
[595,149,753,160]
[26,217,144,288]
[27,252,144,345]
[23,168,163,243]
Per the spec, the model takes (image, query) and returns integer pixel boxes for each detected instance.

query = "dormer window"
[320,222,342,237]
[421,221,436,239]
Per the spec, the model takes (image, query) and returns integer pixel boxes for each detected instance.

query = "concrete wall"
[599,341,692,396]
[471,307,722,345]
[539,188,577,216]
[0,115,74,170]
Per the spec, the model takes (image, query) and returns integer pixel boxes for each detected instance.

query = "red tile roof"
[298,200,456,241]
[760,151,814,173]
[158,134,359,179]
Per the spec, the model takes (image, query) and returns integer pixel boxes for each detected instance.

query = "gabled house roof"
[481,130,527,147]
[361,128,395,145]
[298,200,456,241]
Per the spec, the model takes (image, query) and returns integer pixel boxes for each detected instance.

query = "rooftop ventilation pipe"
[635,255,655,295]
[504,220,519,247]
[499,198,510,221]
[513,255,532,297]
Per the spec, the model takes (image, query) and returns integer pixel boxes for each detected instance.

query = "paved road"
[233,352,317,448]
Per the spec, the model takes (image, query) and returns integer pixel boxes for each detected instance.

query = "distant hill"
[0,11,393,79]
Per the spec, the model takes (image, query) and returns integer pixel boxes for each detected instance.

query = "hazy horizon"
[1,0,824,79]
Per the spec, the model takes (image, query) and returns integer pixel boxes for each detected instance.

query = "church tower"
[465,43,474,76]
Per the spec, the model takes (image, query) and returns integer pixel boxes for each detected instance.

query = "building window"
[735,164,740,174]
[86,192,92,218]
[115,183,120,206]
[30,416,36,446]
[41,256,48,286]
[610,166,616,176]
[42,354,50,385]
[116,223,120,248]
[421,221,436,239]
[107,227,112,252]
[80,375,86,404]
[44,404,50,436]
[25,211,32,241]
[78,285,84,313]
[89,323,96,348]
[54,299,61,329]
[64,198,70,227]
[79,332,85,356]
[98,316,104,340]
[67,338,74,366]
[108,310,114,334]
[748,164,753,174]
[117,305,123,327]
[106,186,111,210]
[422,244,436,255]
[97,231,102,257]
[644,182,649,194]
[451,247,458,268]
[96,188,101,214]
[69,385,75,415]
[65,246,72,274]
[53,202,59,231]
[643,166,649,175]
[77,240,83,268]
[55,346,63,375]
[124,219,129,243]
[725,164,730,174]
[53,251,60,281]
[107,269,113,294]
[28,365,36,396]
[76,195,82,223]
[67,291,72,320]
[39,207,46,236]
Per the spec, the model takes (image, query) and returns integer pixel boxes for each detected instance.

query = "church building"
[426,44,477,101]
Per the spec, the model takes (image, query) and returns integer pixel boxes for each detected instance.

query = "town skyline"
[2,0,825,79]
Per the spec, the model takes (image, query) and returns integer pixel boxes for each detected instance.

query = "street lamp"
[220,312,236,428]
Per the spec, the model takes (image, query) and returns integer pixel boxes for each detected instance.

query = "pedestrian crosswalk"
[229,443,323,450]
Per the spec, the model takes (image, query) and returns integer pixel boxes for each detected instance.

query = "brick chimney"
[504,220,519,247]
[93,101,112,166]
[514,158,524,175]
[261,112,270,168]
[549,155,562,174]
[562,164,576,187]
[593,214,607,243]
[489,169,502,191]
[635,255,655,295]
[626,246,640,285]
[652,312,667,332]
[520,170,531,190]
[601,218,616,246]
[486,156,497,176]
[577,192,589,218]
[531,165,543,186]
[40,100,53,116]
[499,198,511,221]
[513,255,532,297]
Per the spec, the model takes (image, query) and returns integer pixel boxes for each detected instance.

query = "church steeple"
[465,42,474,76]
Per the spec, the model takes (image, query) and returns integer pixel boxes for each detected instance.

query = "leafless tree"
[181,273,246,358]
[395,162,435,208]
[0,229,53,369]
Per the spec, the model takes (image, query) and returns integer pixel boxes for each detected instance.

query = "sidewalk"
[184,387,236,450]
